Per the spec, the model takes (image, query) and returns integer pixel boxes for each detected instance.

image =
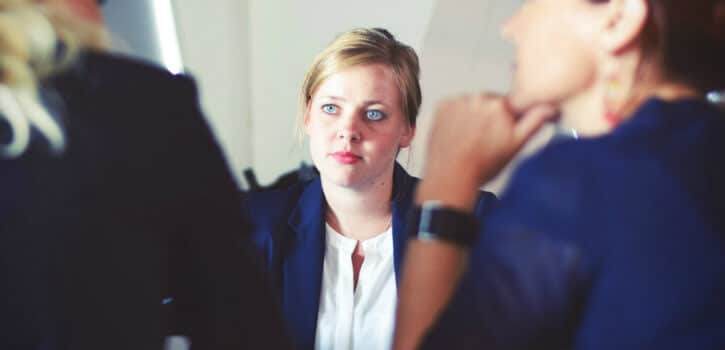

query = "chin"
[320,165,361,188]
[509,85,563,116]
[508,92,540,115]
[508,82,541,112]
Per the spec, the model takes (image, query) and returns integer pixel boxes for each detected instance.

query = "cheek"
[305,117,334,141]
[513,25,597,108]
[370,131,406,158]
[553,40,596,94]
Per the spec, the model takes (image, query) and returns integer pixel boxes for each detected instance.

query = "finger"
[513,104,558,148]
[478,92,503,101]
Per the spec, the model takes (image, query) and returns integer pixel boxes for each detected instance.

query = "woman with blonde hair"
[243,27,496,350]
[1,1,286,348]
[395,0,725,349]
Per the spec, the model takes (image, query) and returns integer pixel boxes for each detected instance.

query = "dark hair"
[591,0,725,91]
[651,0,724,91]
[640,0,725,91]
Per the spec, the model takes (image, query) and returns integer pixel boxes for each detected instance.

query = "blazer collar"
[288,162,416,240]
[284,163,417,347]
[284,177,326,349]
[390,163,416,284]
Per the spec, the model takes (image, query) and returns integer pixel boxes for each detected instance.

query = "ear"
[601,0,649,55]
[398,124,415,148]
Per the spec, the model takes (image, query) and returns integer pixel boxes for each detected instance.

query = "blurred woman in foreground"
[395,0,725,349]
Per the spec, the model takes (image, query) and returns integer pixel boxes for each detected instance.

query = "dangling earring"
[602,77,630,127]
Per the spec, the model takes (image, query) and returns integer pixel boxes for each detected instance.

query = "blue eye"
[366,110,385,121]
[322,104,338,114]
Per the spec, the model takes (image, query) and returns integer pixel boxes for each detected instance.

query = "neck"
[321,166,395,241]
[560,82,610,136]
[561,52,700,136]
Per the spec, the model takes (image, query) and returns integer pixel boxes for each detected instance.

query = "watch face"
[417,205,478,247]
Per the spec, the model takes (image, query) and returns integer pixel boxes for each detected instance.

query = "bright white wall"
[173,0,252,187]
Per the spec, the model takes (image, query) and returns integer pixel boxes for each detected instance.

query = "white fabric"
[314,223,397,350]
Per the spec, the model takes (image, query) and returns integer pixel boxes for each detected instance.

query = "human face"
[502,0,606,113]
[304,63,414,190]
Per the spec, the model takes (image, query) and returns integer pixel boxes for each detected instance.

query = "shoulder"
[241,180,313,235]
[80,50,194,89]
[241,180,317,270]
[501,135,609,210]
[479,138,605,258]
[52,50,199,117]
[50,51,212,155]
[507,98,725,205]
[242,184,304,216]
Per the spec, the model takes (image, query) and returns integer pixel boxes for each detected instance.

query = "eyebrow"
[319,95,389,107]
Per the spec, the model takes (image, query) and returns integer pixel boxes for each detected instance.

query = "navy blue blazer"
[422,98,725,349]
[242,163,497,349]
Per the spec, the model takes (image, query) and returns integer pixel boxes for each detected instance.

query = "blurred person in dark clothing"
[0,0,288,348]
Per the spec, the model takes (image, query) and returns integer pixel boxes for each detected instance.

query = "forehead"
[313,63,401,105]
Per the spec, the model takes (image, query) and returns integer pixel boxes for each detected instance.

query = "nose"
[337,113,361,142]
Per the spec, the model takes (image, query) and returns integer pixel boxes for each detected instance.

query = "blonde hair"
[297,28,421,138]
[0,0,106,158]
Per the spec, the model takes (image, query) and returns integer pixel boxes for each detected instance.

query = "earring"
[603,78,629,127]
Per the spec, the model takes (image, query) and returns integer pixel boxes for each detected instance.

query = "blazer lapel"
[284,178,326,349]
[391,163,417,285]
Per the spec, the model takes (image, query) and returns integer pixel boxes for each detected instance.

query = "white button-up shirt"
[314,224,397,350]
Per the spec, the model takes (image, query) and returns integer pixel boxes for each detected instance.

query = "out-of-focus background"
[101,0,560,196]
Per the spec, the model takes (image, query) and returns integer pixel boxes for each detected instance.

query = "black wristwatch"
[409,201,479,247]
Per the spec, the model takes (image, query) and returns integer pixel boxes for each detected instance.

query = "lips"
[331,151,361,164]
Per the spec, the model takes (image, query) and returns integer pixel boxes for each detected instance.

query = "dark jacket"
[242,163,497,349]
[423,98,725,350]
[0,51,288,350]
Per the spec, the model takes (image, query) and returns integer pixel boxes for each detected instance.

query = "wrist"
[411,201,479,247]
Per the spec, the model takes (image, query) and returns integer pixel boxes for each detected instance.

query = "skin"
[304,63,414,242]
[393,1,700,349]
[36,0,103,23]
